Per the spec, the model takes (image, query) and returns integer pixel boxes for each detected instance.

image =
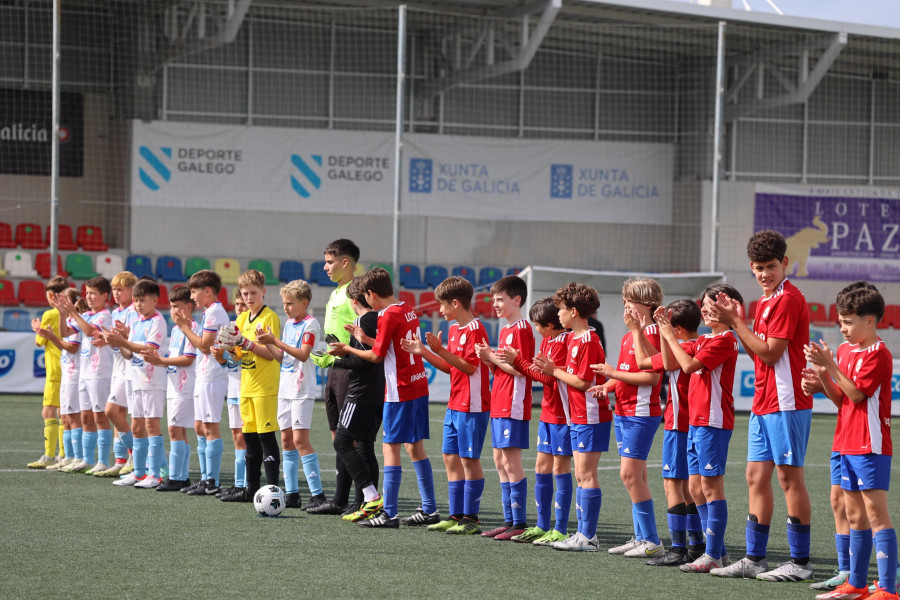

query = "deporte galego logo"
[138,146,172,191]
[291,154,323,198]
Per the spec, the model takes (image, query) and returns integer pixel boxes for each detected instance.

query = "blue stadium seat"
[278,260,305,283]
[399,264,426,289]
[310,261,336,287]
[125,254,154,279]
[484,319,498,347]
[451,266,476,286]
[423,265,448,288]
[3,308,32,332]
[419,318,432,337]
[478,266,503,288]
[438,319,453,340]
[155,256,185,282]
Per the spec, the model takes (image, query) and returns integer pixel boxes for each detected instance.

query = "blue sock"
[119,430,133,451]
[554,473,573,533]
[787,519,811,561]
[113,436,126,461]
[82,430,97,464]
[632,505,643,539]
[196,436,207,481]
[634,499,659,544]
[707,500,728,559]
[412,459,436,514]
[697,502,709,539]
[63,430,73,459]
[205,438,223,486]
[97,429,112,465]
[383,465,403,519]
[849,528,873,589]
[667,511,687,548]
[463,478,484,516]
[148,435,164,478]
[448,479,464,517]
[71,428,83,460]
[510,478,527,525]
[534,473,553,531]
[836,533,850,572]
[687,507,703,546]
[576,487,584,532]
[581,488,602,539]
[875,528,898,593]
[234,449,246,488]
[746,518,771,559]
[169,440,185,481]
[282,449,300,494]
[500,482,513,523]
[181,443,191,480]
[301,453,323,497]
[133,436,149,477]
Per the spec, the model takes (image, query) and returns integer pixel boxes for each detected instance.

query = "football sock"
[875,528,897,592]
[667,503,688,548]
[97,428,112,465]
[383,465,402,518]
[133,436,149,478]
[81,430,97,464]
[707,499,728,559]
[448,479,464,518]
[580,488,602,539]
[301,452,323,497]
[58,421,64,457]
[575,487,584,533]
[362,484,379,503]
[836,533,850,572]
[147,435,164,478]
[119,430,133,451]
[259,432,280,485]
[463,478,484,516]
[534,473,553,531]
[282,449,300,494]
[849,528,873,589]
[169,440,185,481]
[62,429,73,460]
[412,458,436,514]
[686,503,704,546]
[696,502,709,539]
[510,478,528,525]
[554,473,573,533]
[205,438,223,486]
[243,432,262,492]
[746,515,770,560]
[786,516,811,562]
[181,443,190,480]
[632,505,643,539]
[500,482,513,523]
[634,499,660,544]
[113,436,125,461]
[71,427,83,461]
[43,418,59,457]
[233,448,246,488]
[196,436,208,481]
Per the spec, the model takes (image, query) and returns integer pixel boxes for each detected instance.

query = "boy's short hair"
[434,276,474,311]
[281,279,312,304]
[111,271,137,288]
[324,239,360,263]
[169,285,194,307]
[133,279,160,299]
[490,275,527,306]
[747,230,787,263]
[529,297,562,329]
[622,277,663,313]
[836,281,884,322]
[554,282,600,318]
[702,283,744,307]
[233,287,244,303]
[237,269,266,290]
[85,276,112,296]
[188,269,222,294]
[347,275,370,309]
[45,276,69,294]
[666,299,702,332]
[360,267,393,298]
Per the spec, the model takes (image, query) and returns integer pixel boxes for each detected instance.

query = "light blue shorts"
[442,409,489,459]
[687,425,732,477]
[382,395,430,444]
[747,409,811,466]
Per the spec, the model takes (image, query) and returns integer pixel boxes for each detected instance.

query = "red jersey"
[751,279,812,414]
[564,330,611,425]
[614,325,662,417]
[688,331,739,429]
[831,342,856,452]
[446,319,491,413]
[491,319,535,421]
[372,302,429,403]
[649,340,695,432]
[834,340,893,456]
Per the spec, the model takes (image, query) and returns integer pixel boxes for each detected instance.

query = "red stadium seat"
[0,223,15,248]
[47,224,78,251]
[0,280,17,306]
[473,292,494,319]
[807,302,831,326]
[398,291,416,307]
[76,225,108,252]
[16,223,47,249]
[217,286,233,313]
[157,284,170,310]
[417,292,439,317]
[18,280,47,307]
[35,252,67,279]
[883,305,900,329]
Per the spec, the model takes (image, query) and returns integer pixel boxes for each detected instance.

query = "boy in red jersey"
[707,230,814,581]
[329,267,436,528]
[806,282,897,600]
[403,276,490,535]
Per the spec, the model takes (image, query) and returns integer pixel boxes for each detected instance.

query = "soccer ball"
[253,485,286,517]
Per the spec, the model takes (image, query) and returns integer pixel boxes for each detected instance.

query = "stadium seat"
[184,256,211,279]
[65,253,98,280]
[217,286,234,312]
[807,302,831,326]
[248,259,278,285]
[0,280,17,306]
[3,308,32,332]
[451,266,476,286]
[125,254,154,279]
[506,267,522,277]
[423,265,448,288]
[95,253,123,280]
[398,291,416,307]
[883,304,900,329]
[157,284,170,310]
[0,223,14,248]
[473,292,494,319]
[419,318,432,337]
[417,291,439,316]
[214,258,240,285]
[163,312,175,331]
[399,264,426,289]
[75,225,108,252]
[15,223,47,249]
[35,252,66,279]
[369,262,394,281]
[5,251,37,279]
[47,224,78,251]
[278,260,305,283]
[310,261,336,287]
[828,303,839,324]
[18,280,47,307]
[485,319,498,347]
[438,319,452,340]
[478,266,503,288]
[156,256,185,282]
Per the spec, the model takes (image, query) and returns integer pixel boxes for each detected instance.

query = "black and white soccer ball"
[254,485,286,517]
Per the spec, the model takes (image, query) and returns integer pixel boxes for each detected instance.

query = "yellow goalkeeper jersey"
[236,305,281,397]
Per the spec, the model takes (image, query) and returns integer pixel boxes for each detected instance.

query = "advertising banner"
[0,90,83,177]
[0,333,48,394]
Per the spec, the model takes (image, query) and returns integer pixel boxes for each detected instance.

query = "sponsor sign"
[0,90,83,176]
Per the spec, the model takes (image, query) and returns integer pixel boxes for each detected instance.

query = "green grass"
[1,394,896,600]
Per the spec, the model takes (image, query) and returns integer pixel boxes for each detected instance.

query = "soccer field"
[1,394,896,600]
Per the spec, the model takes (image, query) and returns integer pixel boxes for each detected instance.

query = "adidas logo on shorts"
[623,447,631,454]
[578,442,585,448]
[877,551,889,559]
[663,464,670,471]
[704,463,713,470]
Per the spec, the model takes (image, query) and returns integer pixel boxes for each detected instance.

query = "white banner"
[0,333,47,394]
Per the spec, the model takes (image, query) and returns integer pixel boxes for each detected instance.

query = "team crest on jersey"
[571,346,578,358]
[506,334,513,345]
[762,306,771,319]
[460,333,466,345]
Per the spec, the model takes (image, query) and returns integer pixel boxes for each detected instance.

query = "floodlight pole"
[392,5,407,278]
[710,21,726,273]
[49,0,61,274]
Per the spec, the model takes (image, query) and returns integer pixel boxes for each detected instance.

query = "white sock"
[363,485,379,502]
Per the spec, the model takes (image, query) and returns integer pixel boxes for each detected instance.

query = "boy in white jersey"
[257,279,325,509]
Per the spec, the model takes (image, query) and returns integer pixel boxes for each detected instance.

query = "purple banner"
[754,186,900,282]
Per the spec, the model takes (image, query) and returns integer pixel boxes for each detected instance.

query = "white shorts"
[167,396,195,429]
[84,378,112,413]
[277,397,315,431]
[227,403,243,429]
[132,389,166,419]
[107,374,128,408]
[60,382,80,415]
[78,380,91,412]
[196,380,227,424]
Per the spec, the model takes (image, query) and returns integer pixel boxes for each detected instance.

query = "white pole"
[49,0,61,274]
[710,21,726,273]
[392,5,407,278]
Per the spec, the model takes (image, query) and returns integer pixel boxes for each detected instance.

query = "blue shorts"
[491,417,529,449]
[830,451,842,486]
[747,409,811,466]
[687,425,732,477]
[614,415,660,461]
[537,421,572,456]
[661,429,689,480]
[382,396,430,444]
[442,409,489,459]
[841,454,891,491]
[570,422,611,454]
